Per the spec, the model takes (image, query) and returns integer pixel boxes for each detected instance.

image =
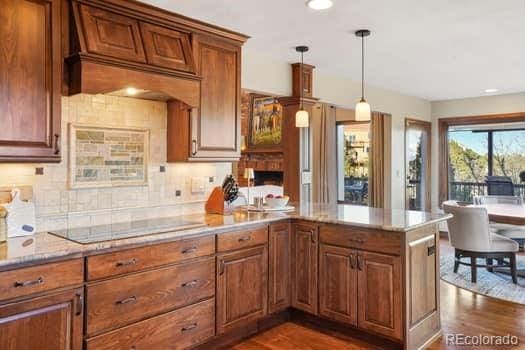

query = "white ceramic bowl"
[265,196,289,209]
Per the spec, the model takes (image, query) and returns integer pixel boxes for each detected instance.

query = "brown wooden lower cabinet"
[86,298,215,350]
[216,245,268,334]
[357,251,402,340]
[319,244,357,326]
[319,244,402,341]
[268,222,291,313]
[0,288,83,350]
[291,222,318,315]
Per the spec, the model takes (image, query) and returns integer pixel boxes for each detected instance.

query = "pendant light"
[355,29,371,121]
[295,45,309,128]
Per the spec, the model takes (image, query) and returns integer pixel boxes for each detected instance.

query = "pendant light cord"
[300,51,304,110]
[361,34,365,100]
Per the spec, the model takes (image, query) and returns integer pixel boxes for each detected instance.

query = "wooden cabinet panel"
[0,0,61,161]
[269,222,291,313]
[77,4,146,63]
[319,244,357,326]
[217,226,268,252]
[0,288,83,350]
[140,22,195,72]
[86,235,215,280]
[291,222,318,315]
[86,257,215,336]
[216,246,267,334]
[408,233,437,326]
[0,259,84,301]
[192,37,240,159]
[86,299,214,350]
[320,224,401,256]
[357,251,402,340]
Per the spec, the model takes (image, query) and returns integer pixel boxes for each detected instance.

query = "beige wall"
[0,94,230,232]
[430,92,525,211]
[242,49,431,209]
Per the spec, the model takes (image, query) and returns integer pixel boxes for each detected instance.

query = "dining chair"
[485,176,514,196]
[443,200,518,284]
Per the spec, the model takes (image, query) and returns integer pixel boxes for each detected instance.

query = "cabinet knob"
[75,292,83,316]
[219,260,225,275]
[357,255,364,271]
[349,254,356,269]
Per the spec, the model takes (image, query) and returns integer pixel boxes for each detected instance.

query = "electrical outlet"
[175,190,182,197]
[209,176,214,183]
[191,177,205,193]
[35,167,44,175]
[301,171,312,185]
[159,165,166,173]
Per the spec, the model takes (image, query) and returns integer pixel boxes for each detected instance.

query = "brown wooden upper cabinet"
[0,0,62,162]
[167,35,242,162]
[0,289,84,350]
[140,22,196,73]
[77,4,147,63]
[291,222,318,315]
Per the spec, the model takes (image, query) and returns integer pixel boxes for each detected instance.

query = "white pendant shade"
[306,0,333,10]
[295,109,309,128]
[355,99,371,121]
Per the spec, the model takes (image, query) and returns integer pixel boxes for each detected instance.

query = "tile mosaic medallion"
[69,124,149,188]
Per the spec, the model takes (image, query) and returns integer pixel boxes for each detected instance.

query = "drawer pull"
[310,232,316,244]
[75,292,83,316]
[182,247,197,254]
[349,254,356,269]
[116,258,138,267]
[181,279,198,288]
[181,323,198,332]
[238,236,251,242]
[14,277,43,288]
[348,238,365,244]
[130,346,136,350]
[116,296,137,305]
[357,255,364,271]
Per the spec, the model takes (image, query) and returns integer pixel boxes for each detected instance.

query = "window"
[337,122,370,205]
[447,125,525,202]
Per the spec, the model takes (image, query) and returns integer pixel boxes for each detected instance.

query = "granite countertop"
[0,204,451,269]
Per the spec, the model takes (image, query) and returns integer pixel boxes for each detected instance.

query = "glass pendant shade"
[355,98,371,121]
[295,109,309,128]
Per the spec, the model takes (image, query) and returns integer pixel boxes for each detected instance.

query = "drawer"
[86,235,215,281]
[86,298,215,350]
[319,224,401,255]
[86,257,215,336]
[0,259,83,301]
[217,226,268,252]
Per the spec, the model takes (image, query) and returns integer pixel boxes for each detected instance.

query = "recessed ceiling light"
[126,87,139,96]
[306,0,333,10]
[484,88,498,93]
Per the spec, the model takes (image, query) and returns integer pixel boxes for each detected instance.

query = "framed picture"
[69,124,149,189]
[248,94,283,151]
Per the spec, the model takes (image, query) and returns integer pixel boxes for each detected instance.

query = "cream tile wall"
[0,94,232,232]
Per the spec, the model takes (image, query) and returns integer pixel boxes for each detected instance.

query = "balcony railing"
[449,181,525,202]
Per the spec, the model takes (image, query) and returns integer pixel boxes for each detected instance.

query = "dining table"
[482,203,525,226]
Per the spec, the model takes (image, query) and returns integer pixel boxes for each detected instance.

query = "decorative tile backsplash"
[0,94,232,232]
[70,124,149,188]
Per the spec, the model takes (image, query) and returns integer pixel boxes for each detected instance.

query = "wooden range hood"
[65,0,247,107]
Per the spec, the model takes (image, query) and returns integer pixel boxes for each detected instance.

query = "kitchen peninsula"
[0,204,450,350]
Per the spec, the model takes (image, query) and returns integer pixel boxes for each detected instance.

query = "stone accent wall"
[0,94,231,231]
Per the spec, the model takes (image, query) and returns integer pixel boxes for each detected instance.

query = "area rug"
[440,248,525,305]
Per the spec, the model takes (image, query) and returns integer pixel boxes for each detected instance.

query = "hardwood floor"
[234,239,525,349]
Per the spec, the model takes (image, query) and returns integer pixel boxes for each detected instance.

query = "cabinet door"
[0,288,83,350]
[269,222,291,313]
[216,246,267,334]
[76,4,146,63]
[140,22,195,73]
[291,222,318,315]
[319,244,357,326]
[357,251,402,340]
[0,0,61,161]
[192,36,240,159]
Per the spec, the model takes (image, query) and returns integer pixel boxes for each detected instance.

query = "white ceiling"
[138,0,525,101]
